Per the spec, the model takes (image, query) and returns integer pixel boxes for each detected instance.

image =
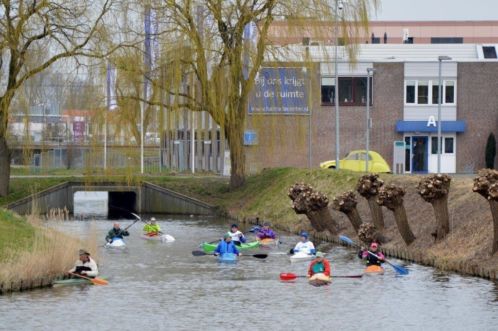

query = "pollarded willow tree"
[161,0,378,189]
[0,0,116,196]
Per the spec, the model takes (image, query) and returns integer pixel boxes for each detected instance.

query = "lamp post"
[334,0,343,170]
[437,55,451,173]
[366,67,375,172]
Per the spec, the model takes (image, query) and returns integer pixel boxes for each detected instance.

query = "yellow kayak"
[308,273,331,286]
[364,265,384,274]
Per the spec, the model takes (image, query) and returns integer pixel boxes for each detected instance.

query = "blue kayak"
[218,253,237,263]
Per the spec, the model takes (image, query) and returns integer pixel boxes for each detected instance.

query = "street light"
[366,67,375,172]
[437,55,451,173]
[334,0,343,170]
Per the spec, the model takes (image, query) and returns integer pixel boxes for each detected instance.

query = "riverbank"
[0,209,97,293]
[157,168,498,279]
[3,168,497,279]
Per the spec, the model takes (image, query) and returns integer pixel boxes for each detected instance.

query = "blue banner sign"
[249,68,309,114]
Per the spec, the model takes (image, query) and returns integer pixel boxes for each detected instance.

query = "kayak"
[308,273,331,286]
[258,238,278,247]
[105,237,126,249]
[53,276,108,287]
[201,240,259,253]
[290,251,315,262]
[141,233,176,242]
[364,265,384,274]
[218,253,237,263]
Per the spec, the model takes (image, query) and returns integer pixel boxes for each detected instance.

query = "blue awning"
[396,120,466,133]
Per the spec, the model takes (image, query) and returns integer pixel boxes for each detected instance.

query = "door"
[412,136,428,173]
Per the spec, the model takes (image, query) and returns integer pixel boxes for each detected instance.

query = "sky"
[372,0,498,21]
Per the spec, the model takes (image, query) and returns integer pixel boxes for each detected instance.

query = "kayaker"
[213,233,240,256]
[68,249,99,278]
[256,222,276,240]
[105,222,130,243]
[307,252,331,281]
[358,242,385,267]
[290,231,316,255]
[143,217,161,235]
[227,224,246,246]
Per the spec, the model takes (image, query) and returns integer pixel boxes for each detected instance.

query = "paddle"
[191,250,268,259]
[69,272,108,285]
[279,272,363,281]
[339,235,409,275]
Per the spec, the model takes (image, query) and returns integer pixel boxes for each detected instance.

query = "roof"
[267,43,498,62]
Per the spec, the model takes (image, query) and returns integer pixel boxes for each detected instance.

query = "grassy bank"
[156,168,498,278]
[0,209,98,287]
[3,168,497,278]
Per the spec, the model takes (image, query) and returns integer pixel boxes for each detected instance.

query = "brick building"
[245,43,498,174]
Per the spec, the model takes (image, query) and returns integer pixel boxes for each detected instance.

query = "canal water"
[1,216,498,331]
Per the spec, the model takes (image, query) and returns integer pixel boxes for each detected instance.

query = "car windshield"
[344,153,359,160]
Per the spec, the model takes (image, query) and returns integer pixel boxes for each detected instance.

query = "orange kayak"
[258,238,277,246]
[364,265,384,274]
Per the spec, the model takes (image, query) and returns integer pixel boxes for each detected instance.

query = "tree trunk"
[346,209,363,233]
[226,113,246,190]
[393,205,416,245]
[367,197,384,230]
[308,208,338,234]
[0,136,11,197]
[432,196,450,241]
[489,200,498,254]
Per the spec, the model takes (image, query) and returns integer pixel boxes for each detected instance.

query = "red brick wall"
[244,62,405,172]
[457,63,498,172]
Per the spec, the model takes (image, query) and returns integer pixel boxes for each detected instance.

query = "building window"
[321,77,335,104]
[432,84,440,104]
[405,80,456,105]
[417,81,429,104]
[431,37,463,44]
[445,81,455,104]
[445,137,454,153]
[431,137,441,154]
[406,81,416,104]
[483,46,497,59]
[321,77,372,106]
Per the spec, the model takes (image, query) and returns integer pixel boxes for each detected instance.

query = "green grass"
[0,209,35,261]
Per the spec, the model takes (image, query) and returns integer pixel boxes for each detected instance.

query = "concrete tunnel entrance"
[108,191,137,219]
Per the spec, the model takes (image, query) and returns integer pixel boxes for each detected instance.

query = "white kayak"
[290,251,315,262]
[141,233,176,242]
[105,237,126,249]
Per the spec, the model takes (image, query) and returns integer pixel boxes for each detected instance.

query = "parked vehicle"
[319,150,391,173]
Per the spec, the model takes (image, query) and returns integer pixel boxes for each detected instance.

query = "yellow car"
[319,150,391,173]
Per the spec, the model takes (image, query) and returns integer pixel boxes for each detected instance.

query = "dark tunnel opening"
[108,191,137,219]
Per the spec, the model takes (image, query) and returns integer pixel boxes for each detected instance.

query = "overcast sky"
[372,0,498,21]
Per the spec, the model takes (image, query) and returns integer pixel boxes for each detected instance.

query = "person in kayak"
[256,222,276,240]
[358,242,385,267]
[105,222,130,243]
[143,217,161,236]
[213,233,240,256]
[290,231,316,255]
[227,224,246,246]
[307,252,331,280]
[68,249,99,278]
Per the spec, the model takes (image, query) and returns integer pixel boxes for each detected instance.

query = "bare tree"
[417,174,452,241]
[161,0,377,189]
[289,182,338,234]
[0,0,115,196]
[332,190,363,232]
[473,169,498,254]
[356,174,385,229]
[377,183,416,245]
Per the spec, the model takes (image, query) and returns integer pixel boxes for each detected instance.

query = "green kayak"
[201,241,260,253]
[53,276,108,286]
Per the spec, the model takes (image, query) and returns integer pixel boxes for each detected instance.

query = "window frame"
[320,76,373,107]
[404,79,456,105]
